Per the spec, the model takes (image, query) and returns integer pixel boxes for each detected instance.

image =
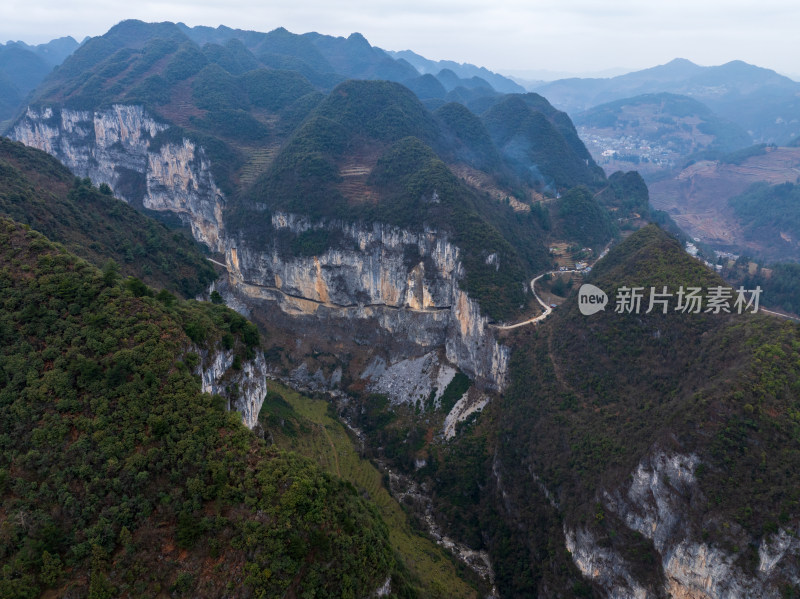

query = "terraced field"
[238,144,281,187]
[338,162,377,203]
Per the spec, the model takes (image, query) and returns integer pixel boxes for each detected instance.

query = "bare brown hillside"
[649,146,800,248]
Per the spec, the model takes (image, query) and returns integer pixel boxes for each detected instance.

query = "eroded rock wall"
[566,450,800,598]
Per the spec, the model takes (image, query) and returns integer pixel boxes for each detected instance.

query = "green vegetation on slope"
[604,170,650,217]
[261,381,478,599]
[316,80,441,146]
[558,186,618,247]
[725,260,800,316]
[720,143,771,165]
[0,219,396,598]
[518,92,600,166]
[246,80,441,214]
[26,26,321,197]
[496,225,800,592]
[481,94,602,189]
[434,102,504,172]
[0,137,216,297]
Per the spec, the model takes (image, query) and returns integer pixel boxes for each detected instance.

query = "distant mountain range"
[0,37,79,124]
[0,23,527,136]
[387,49,525,94]
[532,58,800,145]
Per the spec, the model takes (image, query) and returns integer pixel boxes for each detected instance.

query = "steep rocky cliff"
[12,103,510,391]
[12,105,225,250]
[194,344,268,429]
[567,449,800,598]
[224,211,509,389]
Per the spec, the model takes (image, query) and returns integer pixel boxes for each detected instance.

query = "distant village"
[549,244,596,272]
[578,127,679,170]
[685,240,745,273]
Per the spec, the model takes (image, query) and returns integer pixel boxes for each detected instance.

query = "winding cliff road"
[207,239,798,336]
[491,270,583,331]
[206,257,452,313]
[491,244,612,330]
[207,258,589,330]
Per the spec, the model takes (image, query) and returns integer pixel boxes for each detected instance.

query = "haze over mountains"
[0,36,79,125]
[532,58,800,145]
[1,18,800,598]
[526,57,800,261]
[575,92,752,176]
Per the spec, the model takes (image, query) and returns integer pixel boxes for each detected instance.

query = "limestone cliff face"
[193,345,268,430]
[564,527,649,599]
[11,105,225,251]
[12,103,509,390]
[567,450,800,598]
[224,212,509,389]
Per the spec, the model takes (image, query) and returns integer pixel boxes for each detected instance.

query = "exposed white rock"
[573,450,800,598]
[12,105,225,251]
[442,388,489,440]
[388,468,496,589]
[227,214,509,390]
[193,346,268,430]
[564,526,649,599]
[362,352,455,407]
[372,576,391,597]
[146,136,225,250]
[605,452,699,551]
[759,529,794,574]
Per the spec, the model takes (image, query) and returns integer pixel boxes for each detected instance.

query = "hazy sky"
[2,0,799,79]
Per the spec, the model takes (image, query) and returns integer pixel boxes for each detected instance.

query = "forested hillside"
[0,137,216,297]
[0,219,402,598]
[361,226,800,597]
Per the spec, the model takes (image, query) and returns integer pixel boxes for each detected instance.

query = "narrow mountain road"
[760,308,800,322]
[207,257,451,313]
[491,268,584,330]
[492,243,612,330]
[491,273,556,330]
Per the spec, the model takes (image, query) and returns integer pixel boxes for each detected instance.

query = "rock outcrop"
[224,212,508,389]
[566,450,800,598]
[12,105,225,250]
[193,345,268,430]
